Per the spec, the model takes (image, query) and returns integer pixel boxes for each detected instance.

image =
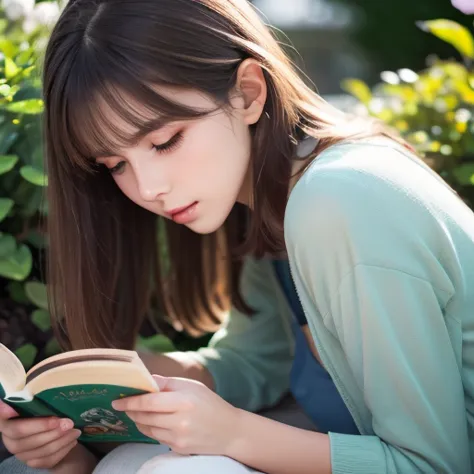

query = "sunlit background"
[254,0,472,98]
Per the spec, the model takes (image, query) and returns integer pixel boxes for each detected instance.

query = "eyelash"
[153,131,184,154]
[108,131,184,175]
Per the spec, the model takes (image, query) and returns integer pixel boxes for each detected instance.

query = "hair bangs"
[60,47,219,173]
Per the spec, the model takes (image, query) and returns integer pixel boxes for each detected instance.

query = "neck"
[289,157,313,196]
[237,155,314,210]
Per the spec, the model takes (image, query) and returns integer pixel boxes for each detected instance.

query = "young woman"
[0,0,473,473]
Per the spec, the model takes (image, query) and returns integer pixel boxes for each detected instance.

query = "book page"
[25,348,139,378]
[26,360,158,396]
[0,344,26,395]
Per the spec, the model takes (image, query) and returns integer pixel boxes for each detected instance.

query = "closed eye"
[100,131,184,175]
[109,161,126,174]
[153,131,184,154]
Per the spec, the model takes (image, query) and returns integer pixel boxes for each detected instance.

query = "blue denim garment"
[272,259,359,435]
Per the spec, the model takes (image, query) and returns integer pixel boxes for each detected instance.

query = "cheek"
[181,119,250,180]
[113,175,136,202]
[113,175,158,213]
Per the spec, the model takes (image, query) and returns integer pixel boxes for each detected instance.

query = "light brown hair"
[43,0,408,349]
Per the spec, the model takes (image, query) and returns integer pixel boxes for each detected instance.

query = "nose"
[135,165,171,202]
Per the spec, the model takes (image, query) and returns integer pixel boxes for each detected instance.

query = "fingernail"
[72,429,82,438]
[60,419,74,431]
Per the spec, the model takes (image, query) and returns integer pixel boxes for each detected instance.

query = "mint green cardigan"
[189,138,473,473]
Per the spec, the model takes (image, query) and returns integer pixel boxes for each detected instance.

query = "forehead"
[71,84,219,161]
[105,86,216,131]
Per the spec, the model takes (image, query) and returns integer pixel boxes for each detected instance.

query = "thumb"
[152,374,171,391]
[152,374,197,392]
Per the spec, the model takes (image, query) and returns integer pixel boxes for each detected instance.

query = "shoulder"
[284,138,457,274]
[287,138,444,220]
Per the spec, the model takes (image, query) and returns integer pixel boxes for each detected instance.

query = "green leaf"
[0,84,10,97]
[20,166,48,187]
[20,186,43,218]
[7,281,29,304]
[0,244,32,281]
[11,181,32,207]
[20,66,35,79]
[0,198,13,222]
[0,155,18,175]
[0,123,19,154]
[453,163,474,185]
[26,230,47,249]
[15,46,34,65]
[0,40,17,59]
[136,335,176,353]
[5,99,44,115]
[340,78,372,104]
[418,20,474,59]
[14,344,37,369]
[25,281,48,310]
[4,57,20,79]
[11,85,41,102]
[31,309,51,331]
[45,338,61,357]
[0,233,16,258]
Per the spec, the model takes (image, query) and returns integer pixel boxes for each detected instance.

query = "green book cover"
[4,384,159,444]
[45,384,158,444]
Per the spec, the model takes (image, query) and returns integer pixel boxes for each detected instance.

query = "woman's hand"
[112,375,242,456]
[0,401,82,469]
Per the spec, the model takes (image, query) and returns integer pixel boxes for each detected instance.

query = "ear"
[232,58,267,125]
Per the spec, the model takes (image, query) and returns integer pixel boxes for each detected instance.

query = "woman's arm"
[139,256,295,413]
[138,350,215,389]
[285,145,470,473]
[228,410,331,474]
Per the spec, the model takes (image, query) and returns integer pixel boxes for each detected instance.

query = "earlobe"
[234,59,267,125]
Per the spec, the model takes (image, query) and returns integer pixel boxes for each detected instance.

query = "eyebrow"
[96,117,171,158]
[129,117,170,142]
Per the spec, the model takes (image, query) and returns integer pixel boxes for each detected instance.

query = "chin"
[186,220,221,235]
[186,210,230,235]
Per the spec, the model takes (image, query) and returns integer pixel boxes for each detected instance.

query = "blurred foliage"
[328,0,473,85]
[0,0,51,369]
[0,0,182,369]
[342,18,474,207]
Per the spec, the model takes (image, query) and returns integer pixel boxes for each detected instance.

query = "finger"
[0,402,19,428]
[135,423,172,444]
[15,428,81,462]
[152,375,203,391]
[125,411,176,429]
[112,392,182,413]
[3,417,72,440]
[4,425,79,455]
[26,439,78,469]
[152,375,170,391]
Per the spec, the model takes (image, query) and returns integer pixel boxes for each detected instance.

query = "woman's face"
[96,88,253,234]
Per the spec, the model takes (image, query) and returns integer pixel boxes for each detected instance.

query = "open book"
[0,344,160,444]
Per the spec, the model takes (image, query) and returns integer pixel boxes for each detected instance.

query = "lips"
[165,202,199,224]
[166,203,195,217]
